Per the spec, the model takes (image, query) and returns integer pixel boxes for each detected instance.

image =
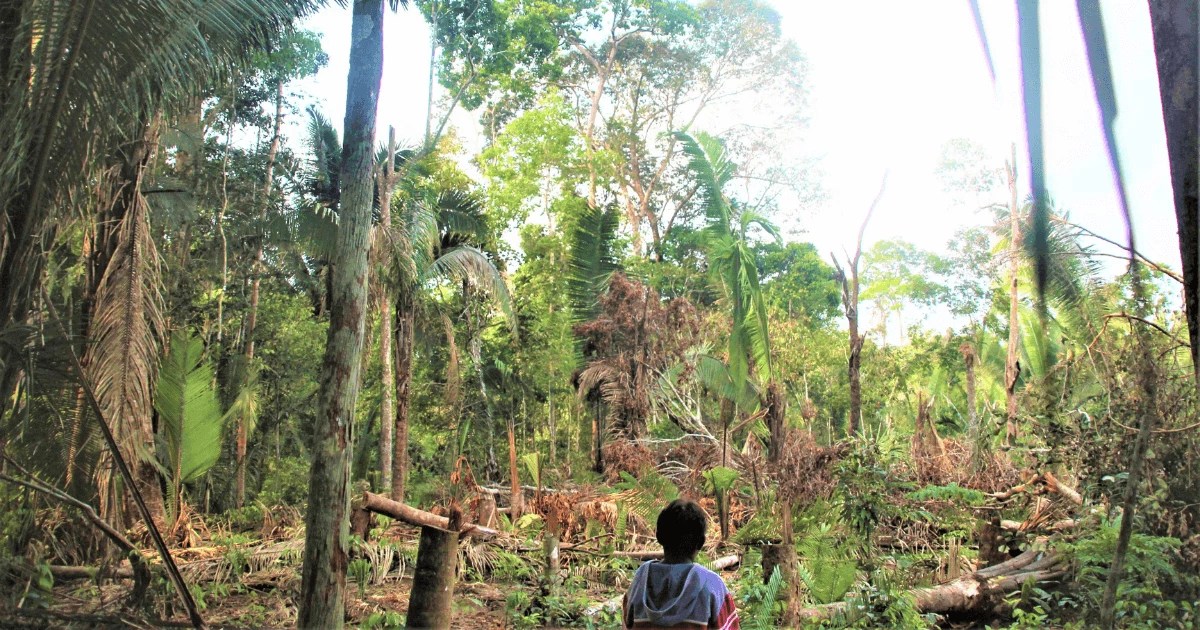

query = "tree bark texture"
[765,381,786,462]
[391,293,415,501]
[1005,156,1021,445]
[960,343,980,470]
[406,525,458,630]
[507,415,523,518]
[1148,0,1199,385]
[298,2,383,627]
[837,262,863,436]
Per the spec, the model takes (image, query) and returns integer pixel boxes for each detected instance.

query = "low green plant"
[360,610,404,629]
[1062,515,1194,628]
[830,572,933,629]
[796,524,858,605]
[743,566,784,630]
[349,558,370,598]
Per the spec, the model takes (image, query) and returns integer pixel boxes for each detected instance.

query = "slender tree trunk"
[842,270,863,436]
[507,414,523,518]
[1148,0,1199,387]
[391,293,415,501]
[298,2,383,627]
[378,128,397,493]
[1099,303,1161,628]
[960,342,981,471]
[547,383,556,465]
[1004,154,1021,446]
[236,80,284,508]
[765,381,786,462]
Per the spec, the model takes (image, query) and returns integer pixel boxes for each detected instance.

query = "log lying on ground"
[585,555,741,616]
[795,548,1066,620]
[359,492,499,539]
[989,472,1083,505]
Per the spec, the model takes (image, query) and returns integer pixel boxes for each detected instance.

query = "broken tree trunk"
[406,519,459,630]
[795,548,1065,621]
[359,491,499,539]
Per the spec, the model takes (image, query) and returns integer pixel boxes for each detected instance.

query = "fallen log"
[1000,518,1077,532]
[795,548,1066,620]
[50,565,135,580]
[988,472,1084,506]
[359,492,499,539]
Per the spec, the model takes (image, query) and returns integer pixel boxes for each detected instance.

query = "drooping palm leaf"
[673,131,735,226]
[425,245,515,329]
[1075,0,1134,248]
[82,159,165,510]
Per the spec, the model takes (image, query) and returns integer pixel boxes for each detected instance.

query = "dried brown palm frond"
[82,136,167,528]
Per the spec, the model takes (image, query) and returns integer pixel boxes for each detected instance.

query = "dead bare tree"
[831,174,888,436]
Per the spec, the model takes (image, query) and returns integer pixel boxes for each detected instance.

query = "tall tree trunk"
[842,268,863,436]
[391,292,415,501]
[765,381,786,462]
[298,2,383,627]
[1004,154,1021,446]
[1148,0,1198,387]
[236,80,284,508]
[377,128,397,493]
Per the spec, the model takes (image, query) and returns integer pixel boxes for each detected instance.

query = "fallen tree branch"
[0,471,151,604]
[360,492,499,539]
[795,548,1066,620]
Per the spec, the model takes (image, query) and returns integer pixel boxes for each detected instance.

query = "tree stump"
[761,543,796,596]
[406,525,458,629]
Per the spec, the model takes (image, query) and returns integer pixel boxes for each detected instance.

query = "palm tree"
[384,188,513,502]
[674,131,782,454]
[299,110,512,503]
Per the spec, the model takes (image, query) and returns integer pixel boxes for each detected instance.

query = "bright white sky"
[290,0,1182,282]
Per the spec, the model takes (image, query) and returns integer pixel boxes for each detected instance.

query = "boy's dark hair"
[656,499,707,556]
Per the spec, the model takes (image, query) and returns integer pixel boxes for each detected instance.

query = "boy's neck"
[660,552,696,565]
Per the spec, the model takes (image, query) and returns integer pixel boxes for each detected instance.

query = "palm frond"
[155,331,223,487]
[673,131,734,226]
[305,106,342,210]
[83,162,165,486]
[567,204,621,321]
[425,245,515,330]
[1017,0,1049,301]
[694,354,759,409]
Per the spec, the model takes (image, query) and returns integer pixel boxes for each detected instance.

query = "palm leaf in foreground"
[155,331,224,519]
